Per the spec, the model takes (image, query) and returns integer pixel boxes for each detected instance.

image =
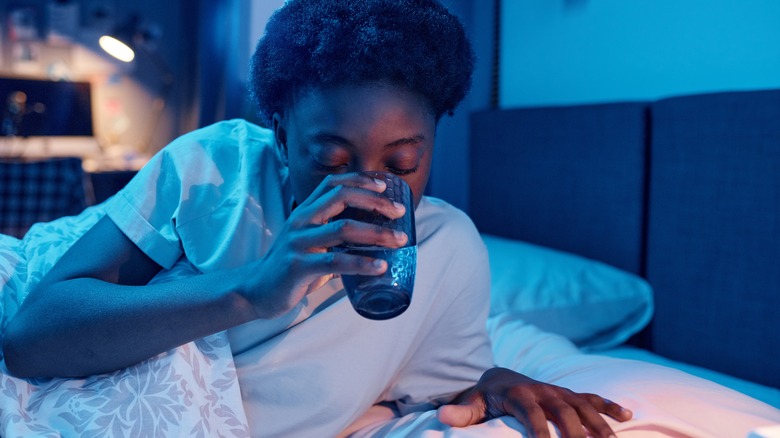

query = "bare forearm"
[2,268,255,378]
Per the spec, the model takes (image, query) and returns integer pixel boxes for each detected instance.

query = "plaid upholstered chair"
[0,157,89,238]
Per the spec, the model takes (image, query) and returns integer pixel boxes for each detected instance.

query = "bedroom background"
[3,0,778,209]
[1,0,778,396]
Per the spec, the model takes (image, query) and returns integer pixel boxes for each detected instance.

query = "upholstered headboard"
[645,90,780,386]
[469,102,648,275]
[469,89,780,388]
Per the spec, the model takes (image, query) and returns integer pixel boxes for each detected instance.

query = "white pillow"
[481,233,653,350]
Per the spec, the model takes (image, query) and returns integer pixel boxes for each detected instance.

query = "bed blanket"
[2,211,780,437]
[0,208,249,437]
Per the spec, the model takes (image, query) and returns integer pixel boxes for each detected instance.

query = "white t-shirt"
[105,119,493,436]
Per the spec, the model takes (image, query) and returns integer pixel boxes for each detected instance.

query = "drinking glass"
[332,171,417,320]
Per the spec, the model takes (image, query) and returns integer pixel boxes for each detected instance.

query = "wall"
[428,0,494,211]
[500,0,780,107]
[246,0,285,83]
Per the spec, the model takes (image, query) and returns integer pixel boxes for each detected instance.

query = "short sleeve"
[105,120,287,273]
[105,148,184,269]
[105,120,257,270]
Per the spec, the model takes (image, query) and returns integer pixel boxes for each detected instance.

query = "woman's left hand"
[437,367,632,438]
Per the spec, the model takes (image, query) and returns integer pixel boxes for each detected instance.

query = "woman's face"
[273,83,436,209]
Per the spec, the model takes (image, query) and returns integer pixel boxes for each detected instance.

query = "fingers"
[542,395,619,438]
[298,250,388,279]
[305,273,336,295]
[585,394,632,422]
[298,172,387,208]
[298,219,409,250]
[298,173,405,225]
[570,394,632,438]
[277,220,405,291]
[532,391,630,438]
[307,183,406,226]
[531,391,625,438]
[504,396,552,438]
[468,369,630,438]
[540,398,585,438]
[289,172,410,251]
[436,384,629,438]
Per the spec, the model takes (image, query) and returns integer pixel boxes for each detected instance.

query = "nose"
[354,160,386,175]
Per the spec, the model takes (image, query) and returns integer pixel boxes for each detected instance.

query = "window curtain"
[192,0,257,129]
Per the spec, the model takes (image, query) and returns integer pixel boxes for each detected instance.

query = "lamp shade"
[98,35,135,62]
[98,16,150,63]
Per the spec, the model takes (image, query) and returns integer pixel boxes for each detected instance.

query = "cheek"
[288,163,325,204]
[406,166,431,208]
[410,179,426,208]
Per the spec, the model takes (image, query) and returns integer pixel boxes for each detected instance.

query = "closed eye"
[314,162,349,173]
[387,164,419,175]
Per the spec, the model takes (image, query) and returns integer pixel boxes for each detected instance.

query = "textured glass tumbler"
[332,172,417,320]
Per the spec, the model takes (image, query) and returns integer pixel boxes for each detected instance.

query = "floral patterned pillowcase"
[0,209,250,437]
[0,333,249,437]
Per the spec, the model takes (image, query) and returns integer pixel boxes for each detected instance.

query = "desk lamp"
[97,16,172,154]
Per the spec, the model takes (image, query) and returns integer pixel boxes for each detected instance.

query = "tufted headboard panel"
[646,90,780,387]
[469,89,780,388]
[469,102,649,275]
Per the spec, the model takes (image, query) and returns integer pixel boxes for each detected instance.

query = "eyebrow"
[385,135,425,149]
[310,132,426,149]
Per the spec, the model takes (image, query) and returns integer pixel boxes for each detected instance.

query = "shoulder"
[415,196,487,262]
[172,118,273,142]
[416,196,482,242]
[142,120,281,202]
[112,120,283,229]
[161,119,277,170]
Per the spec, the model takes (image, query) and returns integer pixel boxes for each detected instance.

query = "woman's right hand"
[242,172,409,319]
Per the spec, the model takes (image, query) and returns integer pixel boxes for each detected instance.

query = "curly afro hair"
[249,0,475,127]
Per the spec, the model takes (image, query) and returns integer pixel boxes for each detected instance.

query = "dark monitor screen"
[0,77,94,137]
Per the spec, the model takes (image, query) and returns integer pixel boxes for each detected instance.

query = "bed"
[464,88,780,436]
[468,88,780,396]
[1,89,780,437]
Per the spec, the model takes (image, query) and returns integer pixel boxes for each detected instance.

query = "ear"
[272,112,289,166]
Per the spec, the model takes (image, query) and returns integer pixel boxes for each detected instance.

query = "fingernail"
[394,230,406,241]
[393,201,405,212]
[373,259,387,270]
[373,178,386,188]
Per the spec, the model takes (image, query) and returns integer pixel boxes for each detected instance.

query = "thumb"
[437,402,485,427]
[305,273,335,295]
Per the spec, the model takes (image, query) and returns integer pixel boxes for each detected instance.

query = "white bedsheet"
[603,346,780,411]
[352,315,780,437]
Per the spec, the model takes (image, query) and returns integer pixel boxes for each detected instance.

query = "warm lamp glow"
[99,35,135,62]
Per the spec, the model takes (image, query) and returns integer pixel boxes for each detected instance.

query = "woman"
[3,0,631,436]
